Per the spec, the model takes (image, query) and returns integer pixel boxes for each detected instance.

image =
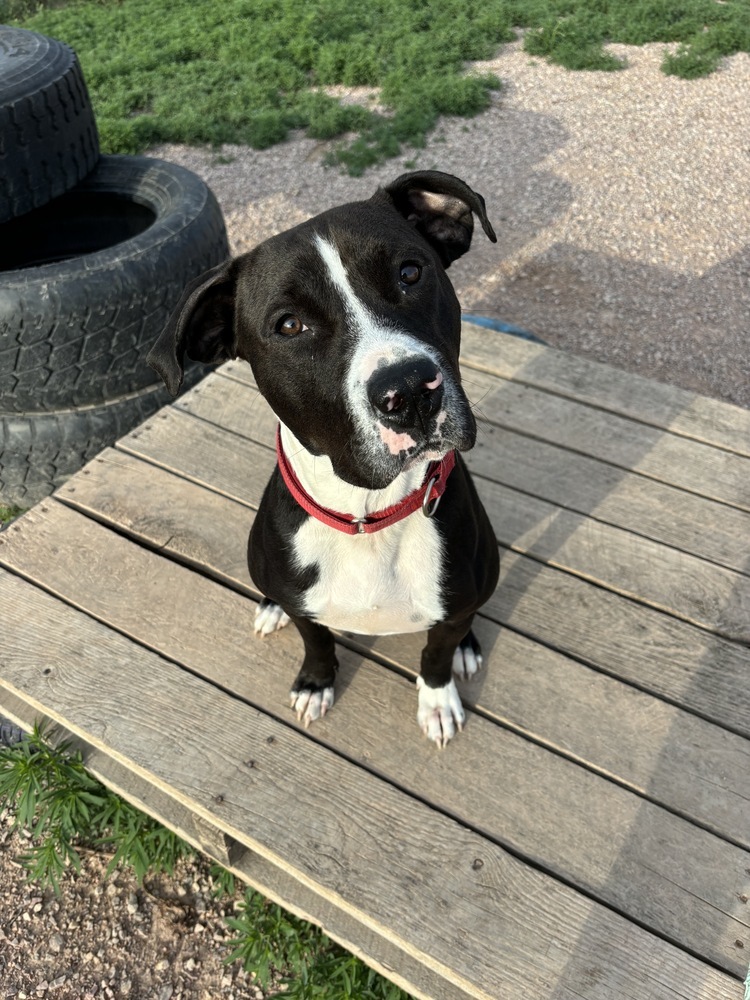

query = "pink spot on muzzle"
[423,371,443,391]
[379,423,417,455]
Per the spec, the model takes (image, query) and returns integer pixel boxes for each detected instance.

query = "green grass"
[0,722,412,999]
[0,504,25,524]
[9,0,749,175]
[0,721,193,892]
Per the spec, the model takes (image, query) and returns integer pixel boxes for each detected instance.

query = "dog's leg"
[254,597,291,636]
[288,615,338,728]
[452,628,484,681]
[418,616,476,747]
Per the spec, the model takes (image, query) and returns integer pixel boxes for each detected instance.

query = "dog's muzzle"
[367,357,445,431]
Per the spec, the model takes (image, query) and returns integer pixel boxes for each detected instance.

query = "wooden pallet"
[2,322,749,999]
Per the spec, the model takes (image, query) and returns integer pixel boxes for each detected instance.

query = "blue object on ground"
[462,314,547,346]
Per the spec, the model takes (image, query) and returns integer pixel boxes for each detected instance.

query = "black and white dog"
[148,170,499,747]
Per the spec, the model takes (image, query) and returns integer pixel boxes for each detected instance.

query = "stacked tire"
[0,26,229,506]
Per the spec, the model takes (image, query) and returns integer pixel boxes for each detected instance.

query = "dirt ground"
[0,809,269,999]
[2,37,749,1000]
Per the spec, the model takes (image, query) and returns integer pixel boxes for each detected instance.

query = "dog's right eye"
[276,314,307,336]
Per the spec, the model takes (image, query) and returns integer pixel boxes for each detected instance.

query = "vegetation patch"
[8,0,748,174]
[0,504,25,524]
[9,0,508,175]
[0,722,411,998]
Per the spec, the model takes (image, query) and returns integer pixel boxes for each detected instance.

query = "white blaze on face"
[314,233,445,461]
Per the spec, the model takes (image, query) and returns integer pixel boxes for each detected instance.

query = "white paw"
[254,600,290,636]
[452,644,483,681]
[416,677,465,748]
[290,686,335,728]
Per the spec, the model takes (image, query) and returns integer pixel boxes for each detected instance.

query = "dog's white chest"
[292,514,445,635]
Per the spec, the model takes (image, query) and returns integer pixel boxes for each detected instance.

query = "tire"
[0,26,100,223]
[0,154,229,412]
[0,368,204,507]
[0,717,25,748]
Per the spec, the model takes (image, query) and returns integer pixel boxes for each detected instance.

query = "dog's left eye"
[399,262,422,287]
[276,314,307,336]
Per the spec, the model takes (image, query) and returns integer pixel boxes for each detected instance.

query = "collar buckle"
[422,475,441,518]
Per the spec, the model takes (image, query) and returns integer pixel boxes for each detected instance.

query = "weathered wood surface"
[0,570,742,1000]
[460,321,750,457]
[169,371,750,639]
[3,498,749,973]
[218,361,750,574]
[1,326,749,999]
[55,454,750,848]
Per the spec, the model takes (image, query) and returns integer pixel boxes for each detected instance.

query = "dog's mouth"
[401,440,455,471]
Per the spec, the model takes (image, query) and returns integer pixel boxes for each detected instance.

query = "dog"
[148,170,500,747]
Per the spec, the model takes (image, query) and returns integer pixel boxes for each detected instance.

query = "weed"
[226,889,410,998]
[0,723,413,997]
[12,0,748,173]
[0,722,192,892]
[209,861,236,898]
[0,504,25,524]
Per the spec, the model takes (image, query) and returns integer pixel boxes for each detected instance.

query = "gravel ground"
[150,39,750,409]
[0,810,268,999]
[2,37,749,1000]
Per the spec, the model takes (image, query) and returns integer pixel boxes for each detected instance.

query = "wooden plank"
[220,358,750,510]
[474,476,750,642]
[116,405,276,506]
[467,373,750,511]
[466,423,750,577]
[132,379,750,641]
[487,551,750,737]
[0,569,743,999]
[212,366,750,576]
[2,502,748,975]
[62,448,253,589]
[460,321,750,458]
[67,433,750,736]
[0,690,460,1000]
[61,452,750,847]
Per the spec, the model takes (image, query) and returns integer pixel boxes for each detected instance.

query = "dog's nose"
[367,358,444,428]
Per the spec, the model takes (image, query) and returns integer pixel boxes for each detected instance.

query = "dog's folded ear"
[378,170,497,267]
[147,259,236,397]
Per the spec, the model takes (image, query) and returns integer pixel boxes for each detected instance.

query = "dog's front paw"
[290,685,335,728]
[416,676,465,748]
[254,598,290,636]
[452,630,483,681]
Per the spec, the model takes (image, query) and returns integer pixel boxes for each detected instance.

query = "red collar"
[276,426,456,535]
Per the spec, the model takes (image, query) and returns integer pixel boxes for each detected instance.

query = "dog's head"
[148,170,496,488]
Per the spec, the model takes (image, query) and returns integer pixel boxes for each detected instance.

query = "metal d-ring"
[422,475,441,517]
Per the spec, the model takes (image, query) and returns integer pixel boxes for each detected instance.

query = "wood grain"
[221,355,750,509]
[116,406,274,507]
[0,690,460,1000]
[60,452,750,845]
[487,551,750,736]
[460,321,750,458]
[2,502,748,975]
[202,367,750,577]
[0,569,743,999]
